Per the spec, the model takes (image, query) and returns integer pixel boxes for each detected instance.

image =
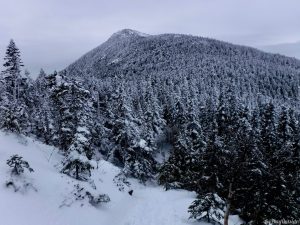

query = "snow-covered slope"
[65,29,300,110]
[0,132,242,225]
[66,28,300,82]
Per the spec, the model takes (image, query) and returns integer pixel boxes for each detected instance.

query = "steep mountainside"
[66,29,300,108]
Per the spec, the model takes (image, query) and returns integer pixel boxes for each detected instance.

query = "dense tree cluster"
[67,29,300,110]
[1,34,300,224]
[160,96,300,224]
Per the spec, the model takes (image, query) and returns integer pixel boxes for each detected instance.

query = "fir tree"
[1,39,23,102]
[189,192,225,225]
[61,148,94,181]
[0,40,28,133]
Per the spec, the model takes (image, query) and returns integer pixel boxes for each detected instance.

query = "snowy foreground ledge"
[0,132,242,225]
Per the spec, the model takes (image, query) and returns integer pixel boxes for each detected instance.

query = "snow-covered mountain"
[65,29,300,109]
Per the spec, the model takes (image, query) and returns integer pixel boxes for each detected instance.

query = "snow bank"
[0,132,242,225]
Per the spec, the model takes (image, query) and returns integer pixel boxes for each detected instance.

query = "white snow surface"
[111,29,150,38]
[0,132,242,225]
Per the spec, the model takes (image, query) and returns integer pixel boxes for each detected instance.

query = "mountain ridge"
[65,29,300,109]
[66,29,300,78]
[66,29,300,77]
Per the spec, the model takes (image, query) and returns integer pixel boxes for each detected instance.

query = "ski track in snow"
[103,186,196,225]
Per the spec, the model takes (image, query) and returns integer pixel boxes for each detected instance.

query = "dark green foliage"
[87,192,110,206]
[158,148,185,190]
[7,155,34,175]
[123,141,156,183]
[1,39,23,102]
[61,155,94,181]
[0,40,30,133]
[160,99,300,224]
[188,193,225,224]
[113,172,131,191]
[1,105,21,133]
[70,184,110,207]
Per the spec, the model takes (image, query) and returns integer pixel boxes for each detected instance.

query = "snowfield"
[0,132,241,225]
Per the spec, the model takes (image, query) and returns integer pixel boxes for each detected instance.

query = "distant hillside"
[66,29,300,109]
[260,41,300,60]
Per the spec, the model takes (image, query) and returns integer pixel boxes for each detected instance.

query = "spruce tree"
[189,192,225,225]
[0,39,29,133]
[1,39,23,102]
[31,69,53,143]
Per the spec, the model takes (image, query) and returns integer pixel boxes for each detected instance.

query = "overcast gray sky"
[1,0,300,76]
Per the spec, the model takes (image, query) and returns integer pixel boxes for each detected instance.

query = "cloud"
[0,0,299,75]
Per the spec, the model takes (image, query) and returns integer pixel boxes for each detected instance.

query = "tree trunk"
[75,164,79,180]
[224,182,233,225]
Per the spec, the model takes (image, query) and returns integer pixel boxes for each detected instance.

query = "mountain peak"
[110,29,149,39]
